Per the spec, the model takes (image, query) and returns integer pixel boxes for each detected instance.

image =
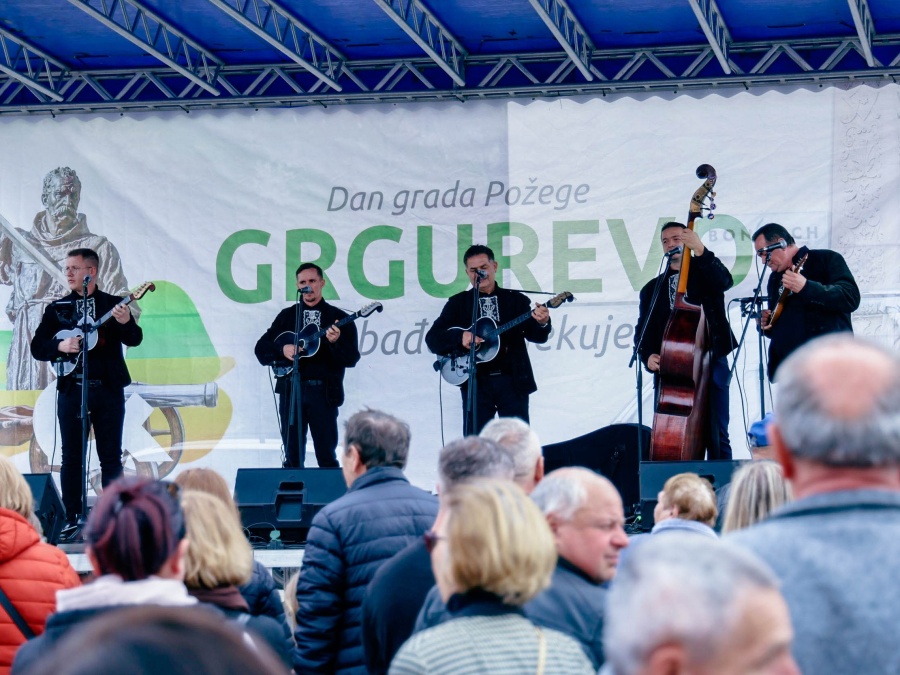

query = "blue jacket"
[240,559,289,628]
[292,466,438,675]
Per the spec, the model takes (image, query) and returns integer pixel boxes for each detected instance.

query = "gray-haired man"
[361,436,514,674]
[729,334,900,674]
[603,534,798,675]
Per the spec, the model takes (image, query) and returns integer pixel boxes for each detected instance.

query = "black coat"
[361,537,435,675]
[30,288,143,389]
[765,247,859,380]
[292,466,438,675]
[239,559,290,631]
[254,298,360,407]
[635,248,736,368]
[424,285,551,396]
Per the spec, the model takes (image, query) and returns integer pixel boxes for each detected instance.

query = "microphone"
[298,286,312,294]
[758,240,787,254]
[664,247,683,258]
[474,269,488,280]
[83,274,92,285]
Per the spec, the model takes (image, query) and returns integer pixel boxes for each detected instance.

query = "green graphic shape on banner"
[126,280,231,384]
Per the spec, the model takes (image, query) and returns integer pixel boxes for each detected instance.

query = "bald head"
[531,467,628,582]
[775,335,900,467]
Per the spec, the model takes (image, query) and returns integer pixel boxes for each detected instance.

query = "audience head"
[173,468,240,519]
[604,535,799,675]
[530,467,628,583]
[181,490,253,590]
[342,408,410,486]
[773,335,900,470]
[437,435,515,492]
[429,478,556,606]
[654,473,718,527]
[85,477,186,581]
[0,455,36,521]
[25,605,287,675]
[479,417,544,492]
[748,413,776,461]
[722,461,793,534]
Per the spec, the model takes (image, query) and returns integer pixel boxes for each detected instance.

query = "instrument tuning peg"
[709,202,716,210]
[711,191,716,198]
[707,213,715,220]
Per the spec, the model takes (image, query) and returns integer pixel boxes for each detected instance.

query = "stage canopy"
[2,0,900,115]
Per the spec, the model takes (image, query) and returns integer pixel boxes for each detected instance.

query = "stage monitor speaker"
[23,473,65,545]
[543,424,651,517]
[234,468,346,544]
[638,460,746,532]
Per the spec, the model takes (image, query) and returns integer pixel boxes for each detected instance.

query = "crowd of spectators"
[0,333,897,674]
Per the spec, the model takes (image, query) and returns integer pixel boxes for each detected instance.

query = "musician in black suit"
[425,245,551,434]
[254,263,360,468]
[30,248,142,532]
[635,223,737,459]
[753,223,860,381]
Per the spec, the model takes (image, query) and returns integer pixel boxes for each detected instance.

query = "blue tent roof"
[1,0,899,115]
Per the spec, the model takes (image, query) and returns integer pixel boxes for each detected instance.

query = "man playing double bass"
[635,222,737,459]
[752,222,860,381]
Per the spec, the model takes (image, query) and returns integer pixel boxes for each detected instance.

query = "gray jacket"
[728,489,900,675]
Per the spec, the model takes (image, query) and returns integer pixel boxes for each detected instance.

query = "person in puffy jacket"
[0,456,80,673]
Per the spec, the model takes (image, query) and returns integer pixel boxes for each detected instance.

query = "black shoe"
[59,523,82,543]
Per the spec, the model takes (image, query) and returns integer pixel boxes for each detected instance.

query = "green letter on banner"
[553,220,603,293]
[488,222,540,291]
[216,229,271,304]
[285,229,338,300]
[348,226,404,299]
[418,224,473,298]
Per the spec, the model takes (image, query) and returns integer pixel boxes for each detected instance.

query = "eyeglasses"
[64,266,95,274]
[423,530,445,554]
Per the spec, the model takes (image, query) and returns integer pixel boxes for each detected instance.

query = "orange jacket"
[0,507,80,673]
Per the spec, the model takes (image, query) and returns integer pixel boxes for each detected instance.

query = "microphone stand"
[729,253,771,418]
[287,289,304,467]
[78,276,91,531]
[629,253,672,460]
[463,275,483,435]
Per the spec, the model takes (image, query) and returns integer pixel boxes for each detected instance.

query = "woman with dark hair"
[23,605,287,675]
[11,477,196,674]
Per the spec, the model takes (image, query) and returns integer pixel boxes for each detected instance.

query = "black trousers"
[278,380,339,468]
[57,381,125,523]
[460,372,529,435]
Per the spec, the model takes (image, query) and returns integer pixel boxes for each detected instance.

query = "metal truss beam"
[0,28,68,102]
[846,0,876,67]
[205,0,344,92]
[687,0,733,74]
[373,0,466,87]
[4,34,900,115]
[66,0,224,95]
[528,0,595,81]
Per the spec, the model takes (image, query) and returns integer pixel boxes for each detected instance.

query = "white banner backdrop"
[0,83,898,491]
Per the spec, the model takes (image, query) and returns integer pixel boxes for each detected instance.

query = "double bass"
[649,165,718,461]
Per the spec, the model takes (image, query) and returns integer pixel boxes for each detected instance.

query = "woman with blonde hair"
[721,461,793,534]
[174,468,288,630]
[180,490,292,668]
[390,479,593,674]
[0,456,79,672]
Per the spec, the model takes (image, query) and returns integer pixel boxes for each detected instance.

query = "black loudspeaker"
[233,468,347,544]
[543,424,651,517]
[23,473,65,545]
[638,460,745,531]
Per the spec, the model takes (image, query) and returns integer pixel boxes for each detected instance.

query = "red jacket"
[0,507,80,673]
